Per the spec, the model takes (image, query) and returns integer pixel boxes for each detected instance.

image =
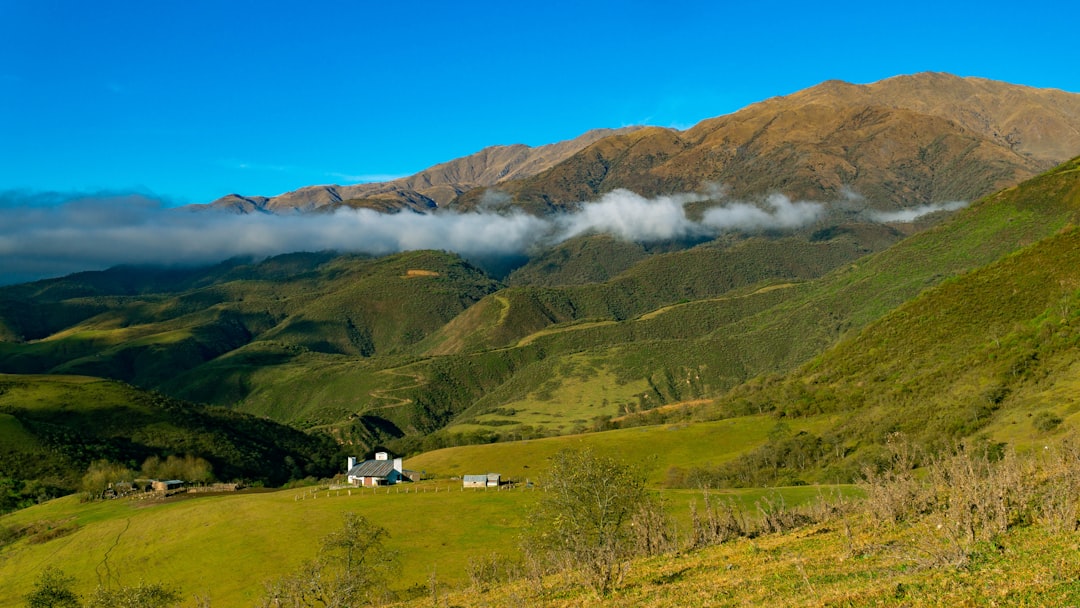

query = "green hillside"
[418,159,1080,444]
[0,250,499,400]
[0,217,900,450]
[4,156,1080,464]
[677,161,1080,484]
[0,374,340,512]
[0,413,839,607]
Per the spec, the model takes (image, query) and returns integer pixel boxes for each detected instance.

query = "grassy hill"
[0,374,340,512]
[4,150,1080,467]
[673,160,1080,484]
[0,250,500,403]
[0,410,848,607]
[408,157,1080,445]
[4,415,1078,607]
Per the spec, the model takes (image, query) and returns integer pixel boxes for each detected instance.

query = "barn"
[345,452,405,486]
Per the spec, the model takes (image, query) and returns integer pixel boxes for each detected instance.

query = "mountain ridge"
[457,72,1080,214]
[195,127,644,214]
[201,73,1080,217]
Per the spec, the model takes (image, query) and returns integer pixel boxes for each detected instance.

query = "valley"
[3,73,1080,606]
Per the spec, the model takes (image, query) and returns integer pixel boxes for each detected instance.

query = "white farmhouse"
[345,451,404,487]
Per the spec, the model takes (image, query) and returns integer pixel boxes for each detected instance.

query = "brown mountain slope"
[197,127,642,214]
[454,73,1080,213]
[780,72,1080,163]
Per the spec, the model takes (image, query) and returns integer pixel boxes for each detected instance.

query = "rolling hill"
[0,373,341,512]
[4,156,1080,459]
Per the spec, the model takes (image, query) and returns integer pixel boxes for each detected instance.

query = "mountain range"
[3,72,1080,504]
[196,127,643,214]
[202,72,1080,215]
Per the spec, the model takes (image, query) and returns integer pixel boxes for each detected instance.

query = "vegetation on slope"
[0,374,340,512]
[674,160,1080,485]
[4,151,1080,469]
[6,435,1080,607]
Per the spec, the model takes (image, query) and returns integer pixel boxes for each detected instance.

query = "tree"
[140,455,214,484]
[528,448,664,596]
[320,512,390,573]
[24,567,80,608]
[260,512,398,607]
[80,460,134,500]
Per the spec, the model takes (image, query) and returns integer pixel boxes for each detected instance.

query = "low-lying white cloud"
[866,201,968,223]
[555,190,712,242]
[0,187,950,285]
[703,193,825,231]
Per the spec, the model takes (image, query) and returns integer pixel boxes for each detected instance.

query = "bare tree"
[527,448,663,596]
[260,512,398,607]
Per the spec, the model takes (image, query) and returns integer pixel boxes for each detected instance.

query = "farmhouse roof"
[347,460,396,478]
[462,474,488,483]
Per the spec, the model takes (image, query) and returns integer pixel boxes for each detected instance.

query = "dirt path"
[514,283,799,347]
[366,366,426,410]
[515,320,617,347]
[611,399,712,423]
[638,283,798,321]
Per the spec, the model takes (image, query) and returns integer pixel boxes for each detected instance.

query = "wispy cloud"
[217,159,295,173]
[865,201,967,223]
[214,161,406,187]
[325,172,408,184]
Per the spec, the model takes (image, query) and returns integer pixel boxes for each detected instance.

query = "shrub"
[1033,411,1063,432]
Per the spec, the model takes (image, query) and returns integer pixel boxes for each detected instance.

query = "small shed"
[463,473,501,488]
[463,475,487,488]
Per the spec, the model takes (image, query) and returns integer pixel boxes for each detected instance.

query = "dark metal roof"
[347,460,396,478]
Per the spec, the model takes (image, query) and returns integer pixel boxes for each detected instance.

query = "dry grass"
[390,438,1080,607]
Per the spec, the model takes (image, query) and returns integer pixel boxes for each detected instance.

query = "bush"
[1033,411,1063,431]
[24,567,80,608]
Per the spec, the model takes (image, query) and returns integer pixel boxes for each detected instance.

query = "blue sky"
[1,0,1077,205]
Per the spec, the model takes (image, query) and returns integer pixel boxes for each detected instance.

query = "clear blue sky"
[2,0,1077,205]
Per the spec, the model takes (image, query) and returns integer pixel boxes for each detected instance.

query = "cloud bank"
[0,188,957,285]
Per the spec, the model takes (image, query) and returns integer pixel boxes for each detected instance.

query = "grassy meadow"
[411,414,840,485]
[0,476,841,607]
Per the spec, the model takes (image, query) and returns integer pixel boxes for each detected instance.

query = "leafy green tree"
[140,454,214,483]
[24,567,80,608]
[80,460,133,500]
[528,448,662,596]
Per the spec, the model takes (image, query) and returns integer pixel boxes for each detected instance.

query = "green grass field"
[0,479,845,607]
[410,414,839,485]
